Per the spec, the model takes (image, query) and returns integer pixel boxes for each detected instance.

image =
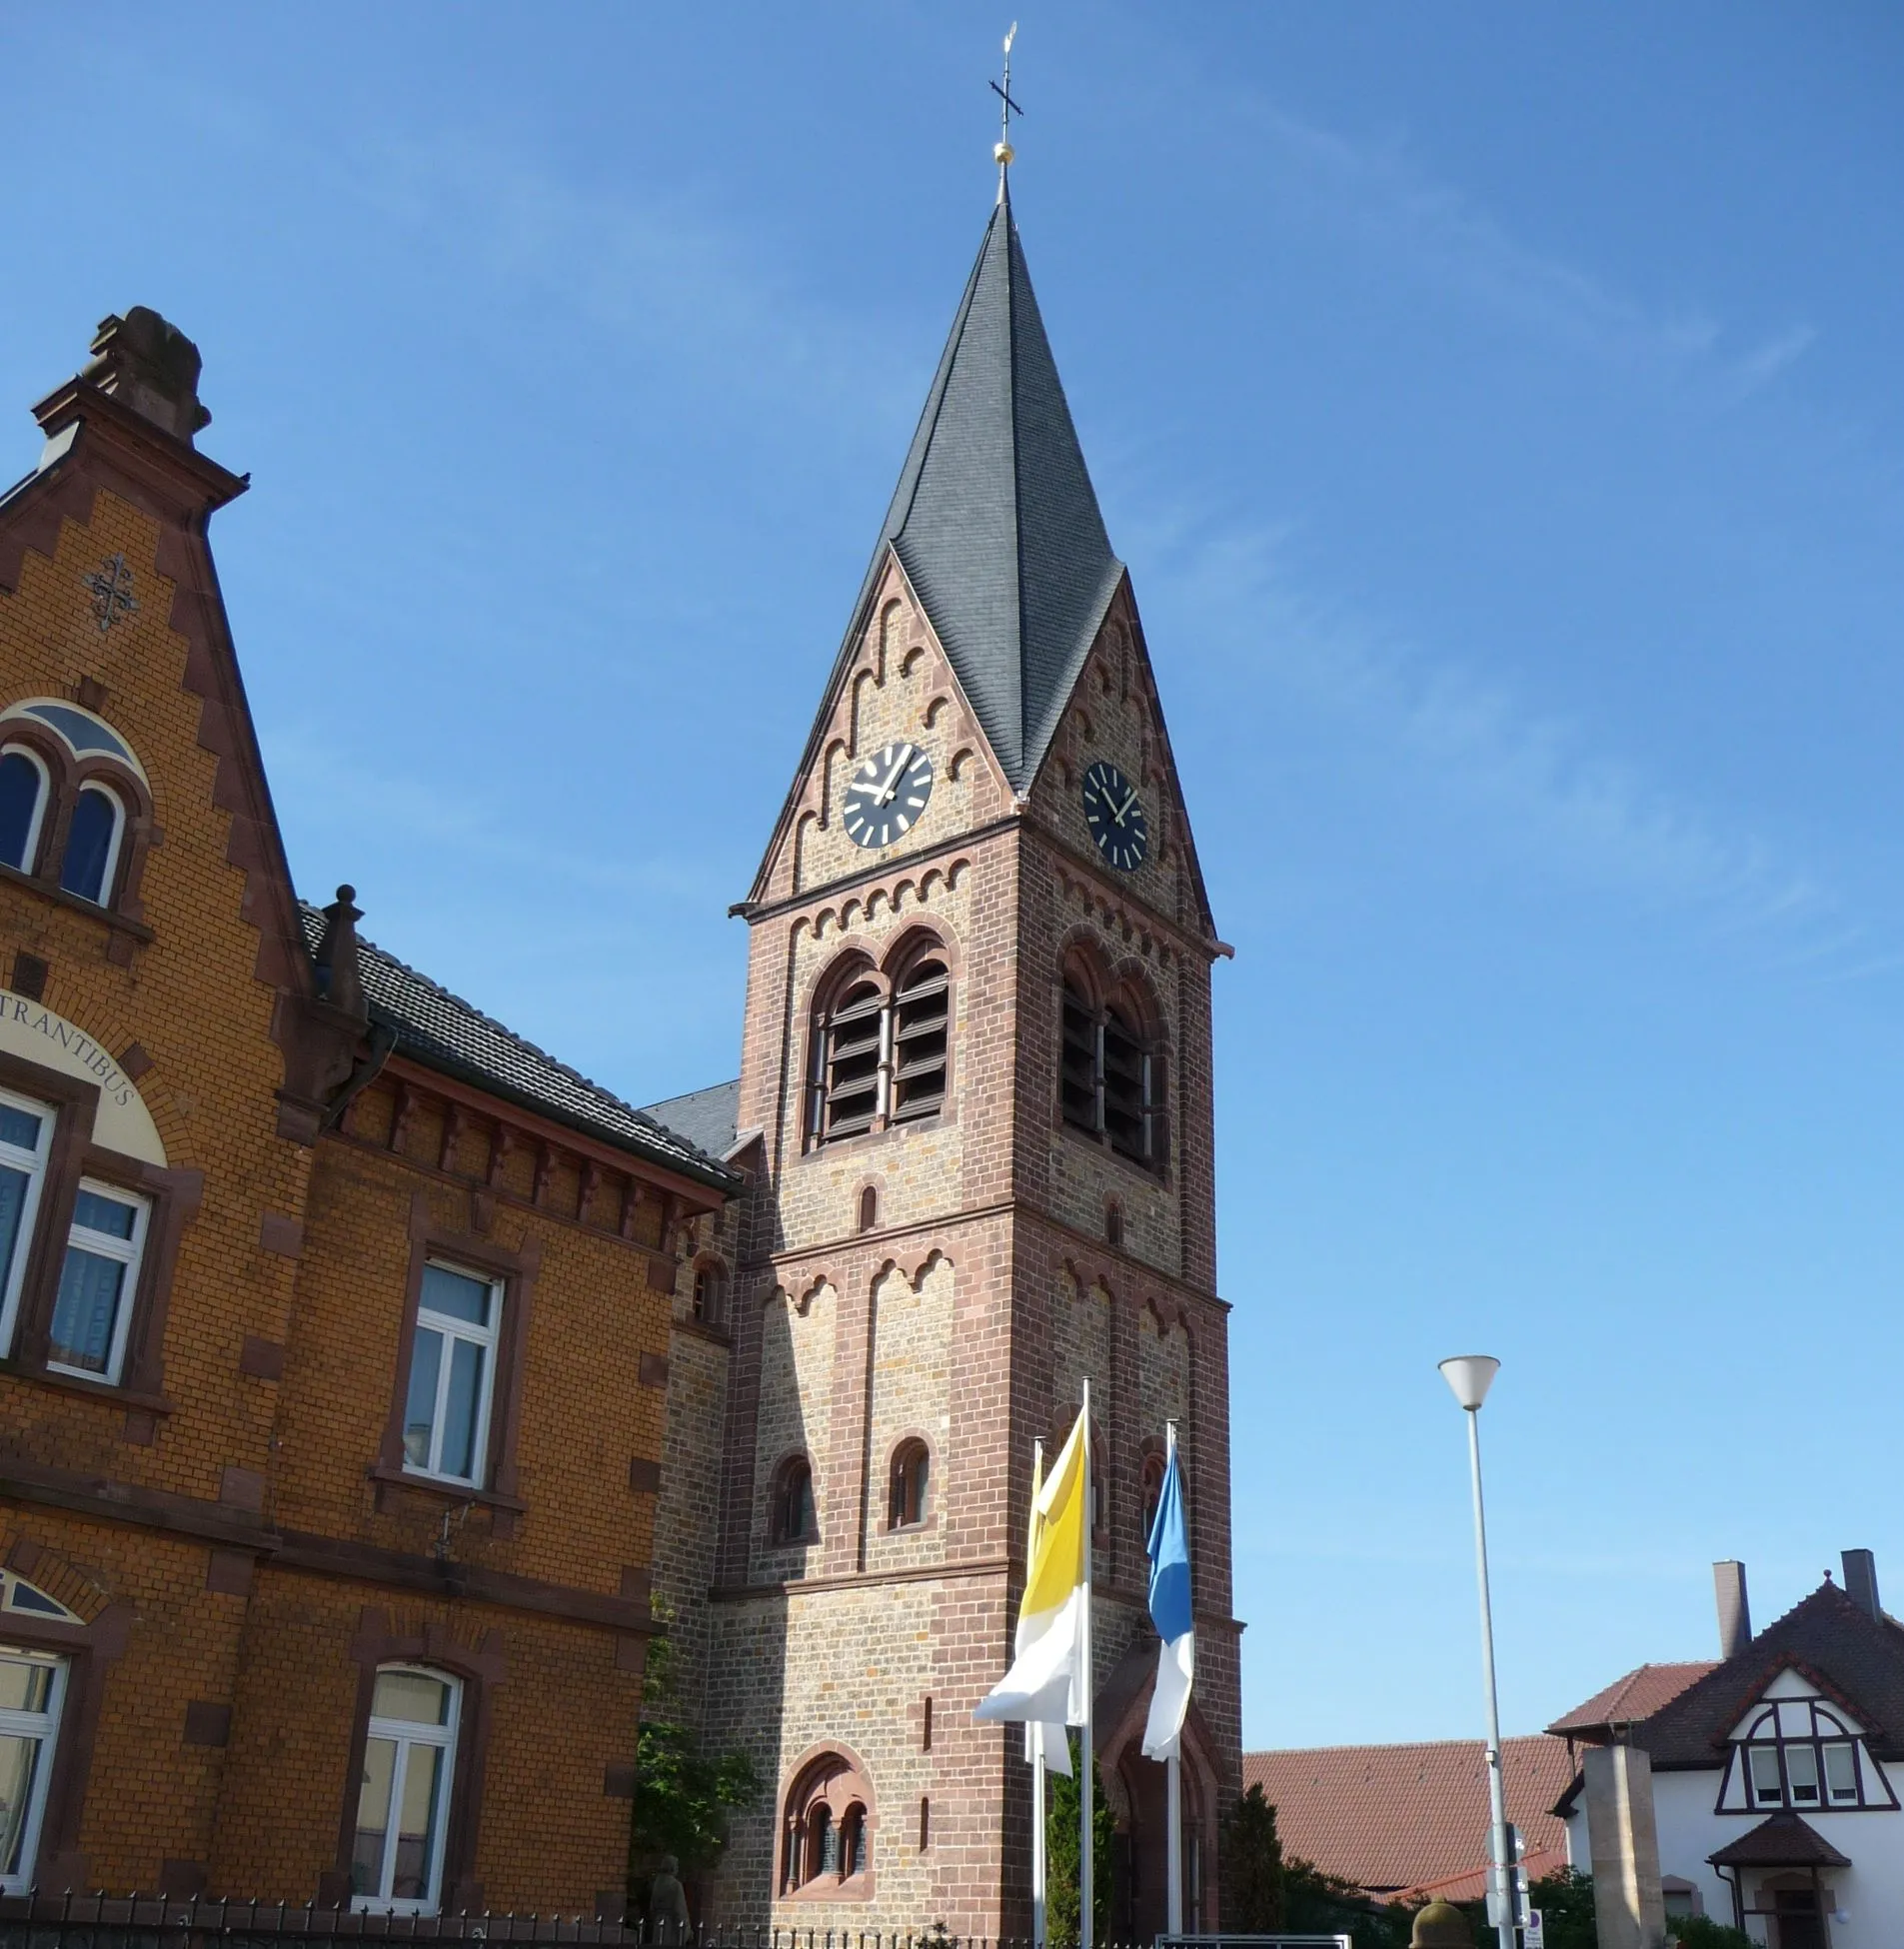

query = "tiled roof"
[1624,1583,1904,1766]
[297,906,736,1189]
[1546,1663,1717,1737]
[1708,1811,1851,1869]
[1394,1842,1571,1907]
[639,1079,742,1162]
[1241,1736,1575,1897]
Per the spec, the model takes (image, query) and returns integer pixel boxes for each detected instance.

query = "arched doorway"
[1094,1643,1220,1942]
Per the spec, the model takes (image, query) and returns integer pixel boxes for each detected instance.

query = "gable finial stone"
[82,307,211,444]
[315,884,368,1023]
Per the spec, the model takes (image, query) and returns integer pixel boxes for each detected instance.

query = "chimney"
[1843,1549,1881,1621]
[80,308,210,444]
[1714,1560,1751,1660]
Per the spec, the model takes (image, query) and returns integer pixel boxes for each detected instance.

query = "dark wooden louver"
[820,979,883,1140]
[892,959,950,1122]
[1060,981,1162,1167]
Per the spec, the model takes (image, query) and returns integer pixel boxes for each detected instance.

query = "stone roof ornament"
[81,308,211,444]
[313,884,368,1024]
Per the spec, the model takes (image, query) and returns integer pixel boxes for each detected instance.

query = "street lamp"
[1439,1354,1515,1949]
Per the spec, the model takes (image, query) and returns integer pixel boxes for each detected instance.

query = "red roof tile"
[1545,1662,1717,1737]
[1241,1737,1576,1897]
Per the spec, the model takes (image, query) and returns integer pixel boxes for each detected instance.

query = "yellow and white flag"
[976,1408,1087,1733]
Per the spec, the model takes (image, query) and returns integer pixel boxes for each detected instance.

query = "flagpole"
[1079,1380,1093,1949]
[1030,1438,1047,1949]
[1164,1420,1183,1936]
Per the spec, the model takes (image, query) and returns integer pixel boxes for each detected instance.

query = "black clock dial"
[842,741,935,849]
[1082,760,1147,872]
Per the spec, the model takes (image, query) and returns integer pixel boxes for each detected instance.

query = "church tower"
[655,182,1239,1936]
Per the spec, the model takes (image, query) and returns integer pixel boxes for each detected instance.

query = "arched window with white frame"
[0,746,50,876]
[58,782,124,907]
[0,1087,54,1360]
[351,1665,462,1914]
[0,1624,69,1895]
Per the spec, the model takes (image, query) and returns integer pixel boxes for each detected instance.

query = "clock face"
[1082,760,1148,872]
[842,741,935,849]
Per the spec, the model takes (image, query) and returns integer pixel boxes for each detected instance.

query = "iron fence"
[0,1897,1350,1949]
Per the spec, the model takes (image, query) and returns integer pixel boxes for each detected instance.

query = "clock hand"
[876,746,914,806]
[1110,787,1138,827]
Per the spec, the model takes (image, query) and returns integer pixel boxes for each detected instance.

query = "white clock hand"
[876,746,914,805]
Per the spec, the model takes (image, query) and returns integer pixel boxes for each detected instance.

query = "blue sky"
[5,4,1902,1755]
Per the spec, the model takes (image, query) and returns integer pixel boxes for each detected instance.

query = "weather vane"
[990,23,1022,198]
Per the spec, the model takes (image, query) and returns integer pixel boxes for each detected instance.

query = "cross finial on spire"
[990,23,1022,202]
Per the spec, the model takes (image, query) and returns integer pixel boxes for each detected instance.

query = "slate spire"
[868,191,1124,794]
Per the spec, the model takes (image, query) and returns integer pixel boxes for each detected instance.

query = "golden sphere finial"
[994,139,1015,167]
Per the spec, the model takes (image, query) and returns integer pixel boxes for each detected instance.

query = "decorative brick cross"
[82,552,138,633]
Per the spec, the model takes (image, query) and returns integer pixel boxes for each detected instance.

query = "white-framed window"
[57,783,124,907]
[0,1643,69,1895]
[1749,1741,1785,1806]
[0,1089,53,1360]
[1824,1740,1859,1804]
[351,1665,461,1915]
[0,747,50,876]
[47,1180,150,1384]
[402,1262,502,1487]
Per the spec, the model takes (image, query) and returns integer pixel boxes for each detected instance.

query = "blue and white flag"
[1141,1444,1194,1759]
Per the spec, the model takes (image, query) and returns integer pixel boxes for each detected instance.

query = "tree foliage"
[1222,1784,1285,1929]
[1526,1868,1597,1949]
[1667,1918,1753,1949]
[1045,1739,1115,1949]
[629,1603,762,1890]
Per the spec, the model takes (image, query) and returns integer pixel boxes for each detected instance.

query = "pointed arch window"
[1060,966,1165,1168]
[807,939,952,1147]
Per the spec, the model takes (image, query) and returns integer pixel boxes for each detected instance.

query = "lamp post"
[1439,1354,1515,1949]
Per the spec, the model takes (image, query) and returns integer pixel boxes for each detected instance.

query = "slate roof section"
[1546,1662,1718,1738]
[1707,1811,1851,1869]
[639,1078,742,1161]
[1617,1582,1904,1766]
[1241,1736,1574,1898]
[777,189,1123,835]
[297,907,736,1190]
[874,188,1124,793]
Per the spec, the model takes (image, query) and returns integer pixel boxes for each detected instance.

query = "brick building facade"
[0,311,735,1911]
[642,188,1242,1937]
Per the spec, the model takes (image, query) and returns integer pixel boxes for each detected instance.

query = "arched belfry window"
[1060,961,1165,1168]
[807,937,952,1147]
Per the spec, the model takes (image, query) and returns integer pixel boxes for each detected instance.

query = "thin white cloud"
[1132,509,1864,958]
[1207,88,1814,395]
